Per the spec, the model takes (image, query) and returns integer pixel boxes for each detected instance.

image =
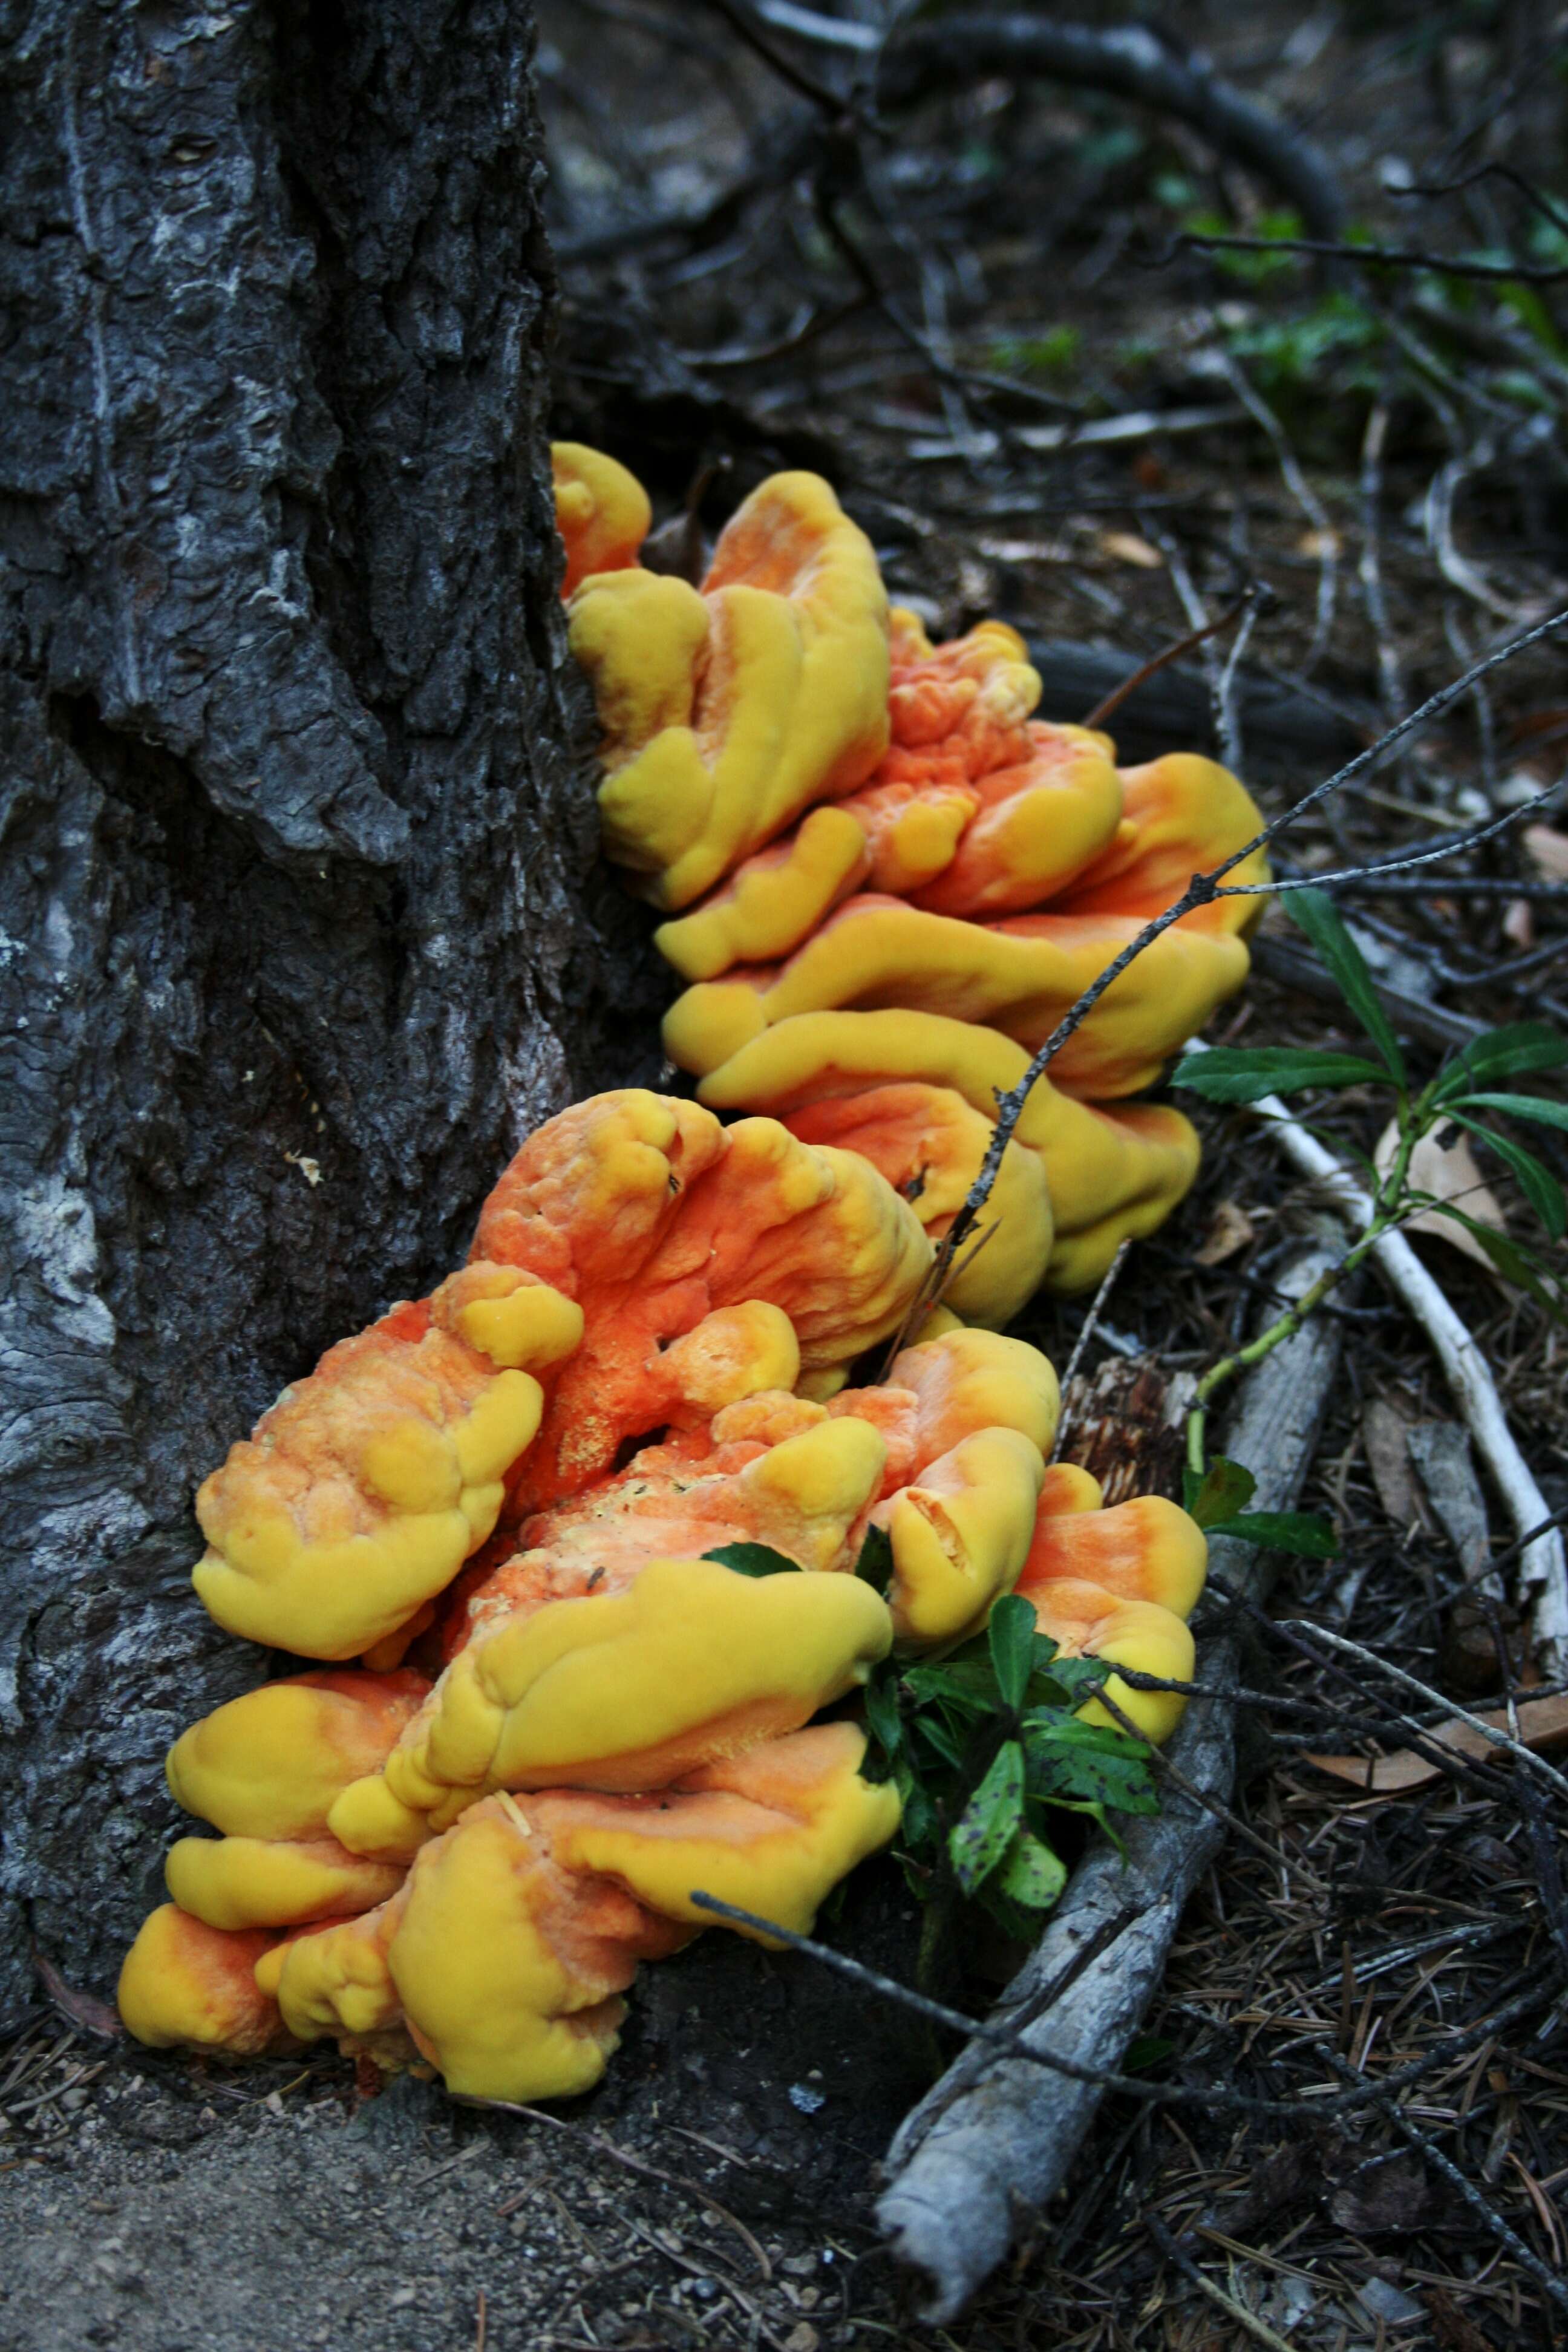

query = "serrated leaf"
[1449,1114,1566,1240]
[702,1543,800,1578]
[1171,1046,1388,1103]
[949,1740,1025,1893]
[1434,1023,1568,1101]
[1449,1090,1568,1134]
[992,1828,1068,1915]
[1024,1717,1158,1812]
[1184,1454,1256,1527]
[854,1523,893,1591]
[1204,1509,1339,1558]
[1285,889,1406,1084]
[1025,1656,1111,1709]
[987,1593,1036,1713]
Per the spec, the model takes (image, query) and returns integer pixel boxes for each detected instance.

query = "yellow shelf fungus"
[192,1265,583,1660]
[662,895,1250,1102]
[469,1091,932,1508]
[1016,1464,1209,1743]
[261,1725,898,2105]
[189,1091,933,1662]
[555,448,1267,1324]
[162,1670,430,1930]
[694,1007,1201,1311]
[552,442,652,598]
[114,447,1242,2108]
[569,471,890,911]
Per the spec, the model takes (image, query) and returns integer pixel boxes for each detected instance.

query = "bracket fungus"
[555,447,1268,1319]
[115,445,1239,2109]
[189,1089,932,1664]
[121,1091,942,2096]
[567,471,890,910]
[123,1193,1209,2108]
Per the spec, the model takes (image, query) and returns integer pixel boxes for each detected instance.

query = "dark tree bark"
[0,0,655,2021]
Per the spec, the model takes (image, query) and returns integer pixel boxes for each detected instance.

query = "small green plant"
[1183,205,1306,284]
[1222,289,1383,399]
[862,1593,1158,1951]
[704,1541,1160,1959]
[1173,886,1568,1485]
[987,325,1082,377]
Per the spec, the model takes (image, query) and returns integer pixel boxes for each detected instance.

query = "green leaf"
[1434,1024,1568,1102]
[913,1711,969,1771]
[987,1593,1036,1713]
[862,1671,903,1762]
[854,1524,893,1591]
[1171,1047,1388,1103]
[1448,1090,1568,1134]
[1204,1509,1339,1558]
[1023,1717,1158,1812]
[1025,1655,1111,1709]
[949,1741,1025,1893]
[1449,1114,1567,1241]
[992,1828,1068,1915]
[1285,889,1406,1084]
[702,1543,800,1579]
[901,1661,998,1715]
[892,1758,936,1853]
[1124,2034,1175,2072]
[1184,1454,1256,1528]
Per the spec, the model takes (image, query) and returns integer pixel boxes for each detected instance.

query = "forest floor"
[5,4,1568,2347]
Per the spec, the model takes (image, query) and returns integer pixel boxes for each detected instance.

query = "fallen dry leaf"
[1503,897,1534,949]
[1306,1689,1568,1794]
[1522,822,1568,881]
[1375,1119,1509,1272]
[1425,2287,1495,2352]
[1362,1396,1418,1529]
[1193,1197,1256,1266]
[1097,529,1163,570]
[33,1949,123,2039]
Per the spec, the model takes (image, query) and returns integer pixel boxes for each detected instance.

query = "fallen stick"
[876,1241,1344,2322]
[1237,1080,1568,1677]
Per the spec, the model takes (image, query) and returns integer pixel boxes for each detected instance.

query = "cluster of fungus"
[118,451,1244,2103]
[554,442,1271,1321]
[120,1093,1207,2103]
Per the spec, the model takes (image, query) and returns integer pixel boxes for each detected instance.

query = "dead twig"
[1080,592,1253,733]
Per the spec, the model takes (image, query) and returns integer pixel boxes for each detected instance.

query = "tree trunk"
[0,0,653,2022]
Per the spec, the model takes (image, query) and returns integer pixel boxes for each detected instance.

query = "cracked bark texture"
[0,0,658,2022]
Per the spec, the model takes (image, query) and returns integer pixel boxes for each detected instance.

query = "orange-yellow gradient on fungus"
[192,1264,584,1661]
[568,471,890,911]
[662,895,1251,1103]
[191,1090,933,1664]
[653,610,1125,977]
[694,1007,1202,1308]
[264,1725,898,2103]
[162,1670,428,1930]
[1016,1463,1208,1743]
[325,1324,1056,1860]
[552,443,652,598]
[555,446,1269,1321]
[469,1089,932,1507]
